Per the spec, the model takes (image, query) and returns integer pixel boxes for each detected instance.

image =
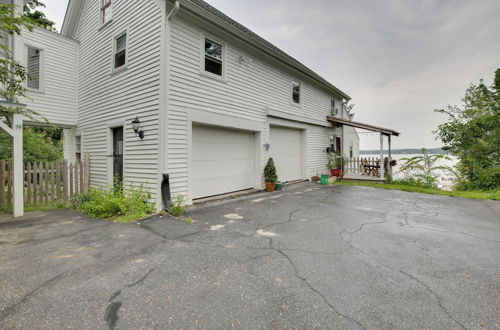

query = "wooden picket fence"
[0,156,90,208]
[343,157,381,173]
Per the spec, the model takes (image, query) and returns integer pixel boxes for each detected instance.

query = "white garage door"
[269,126,303,182]
[192,125,255,199]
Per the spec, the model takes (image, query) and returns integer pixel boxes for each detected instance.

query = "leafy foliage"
[23,0,56,31]
[264,158,278,183]
[76,183,155,222]
[434,69,500,190]
[0,127,62,162]
[168,195,186,217]
[397,148,455,189]
[0,4,39,120]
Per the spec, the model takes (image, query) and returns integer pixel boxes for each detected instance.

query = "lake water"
[362,153,458,190]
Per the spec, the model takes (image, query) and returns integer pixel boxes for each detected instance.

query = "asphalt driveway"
[0,183,498,329]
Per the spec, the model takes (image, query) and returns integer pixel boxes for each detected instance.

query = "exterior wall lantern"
[132,116,145,139]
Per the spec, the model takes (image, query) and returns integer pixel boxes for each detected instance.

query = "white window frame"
[112,31,128,73]
[100,0,113,26]
[25,44,45,93]
[200,34,226,80]
[291,79,301,105]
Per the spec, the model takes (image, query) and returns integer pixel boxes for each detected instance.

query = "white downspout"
[158,0,180,209]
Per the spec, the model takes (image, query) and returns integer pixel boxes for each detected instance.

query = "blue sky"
[46,0,500,149]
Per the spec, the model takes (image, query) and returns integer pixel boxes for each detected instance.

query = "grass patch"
[0,201,69,214]
[333,181,499,200]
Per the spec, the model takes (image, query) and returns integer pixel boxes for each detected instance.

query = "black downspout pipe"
[161,174,171,211]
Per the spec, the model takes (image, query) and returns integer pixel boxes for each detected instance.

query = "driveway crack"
[0,274,65,322]
[340,228,468,330]
[104,268,156,330]
[263,237,366,329]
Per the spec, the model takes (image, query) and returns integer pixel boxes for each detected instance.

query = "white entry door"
[269,126,304,182]
[192,124,255,199]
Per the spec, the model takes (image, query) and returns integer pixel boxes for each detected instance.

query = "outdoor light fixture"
[132,116,145,139]
[263,142,270,151]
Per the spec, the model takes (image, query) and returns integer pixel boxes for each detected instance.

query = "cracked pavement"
[0,182,499,329]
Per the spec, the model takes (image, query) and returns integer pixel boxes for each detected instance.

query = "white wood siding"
[75,0,163,199]
[168,17,357,197]
[23,27,79,126]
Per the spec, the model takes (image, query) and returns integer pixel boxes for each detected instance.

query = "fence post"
[44,162,49,204]
[25,163,30,205]
[84,153,90,193]
[7,162,12,206]
[38,162,44,205]
[0,160,5,208]
[56,160,61,202]
[50,162,55,202]
[63,160,68,203]
[74,162,79,197]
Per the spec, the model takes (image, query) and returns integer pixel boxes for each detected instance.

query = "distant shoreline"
[360,148,448,155]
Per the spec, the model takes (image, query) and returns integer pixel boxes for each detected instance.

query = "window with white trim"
[204,38,223,76]
[114,33,127,69]
[101,0,112,25]
[75,135,82,161]
[27,46,41,90]
[292,80,301,104]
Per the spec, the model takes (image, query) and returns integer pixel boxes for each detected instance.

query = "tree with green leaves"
[398,148,455,189]
[0,127,62,163]
[23,0,56,31]
[0,3,39,121]
[434,69,500,190]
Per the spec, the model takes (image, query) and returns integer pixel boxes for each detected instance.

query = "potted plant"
[328,157,344,177]
[263,158,278,192]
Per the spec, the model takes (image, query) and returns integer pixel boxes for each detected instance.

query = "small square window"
[204,38,223,76]
[27,46,41,90]
[292,80,301,104]
[101,0,112,25]
[114,33,127,69]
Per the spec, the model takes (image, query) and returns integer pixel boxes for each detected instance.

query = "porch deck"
[342,172,385,183]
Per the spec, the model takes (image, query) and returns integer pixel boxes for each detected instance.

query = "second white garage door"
[269,126,304,182]
[192,125,255,199]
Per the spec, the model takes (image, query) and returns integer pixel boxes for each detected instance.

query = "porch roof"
[326,116,400,136]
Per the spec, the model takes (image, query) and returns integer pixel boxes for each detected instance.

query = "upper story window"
[331,99,339,116]
[114,33,127,69]
[27,46,42,90]
[291,80,301,104]
[101,0,112,25]
[204,38,223,76]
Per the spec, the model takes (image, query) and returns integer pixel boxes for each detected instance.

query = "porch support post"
[379,132,384,179]
[388,135,392,177]
[11,114,24,217]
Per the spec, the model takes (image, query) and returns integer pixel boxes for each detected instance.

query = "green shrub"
[264,158,278,183]
[77,184,155,222]
[70,192,92,209]
[168,195,186,217]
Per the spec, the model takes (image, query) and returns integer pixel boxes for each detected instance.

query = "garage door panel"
[193,142,254,161]
[192,125,255,199]
[191,159,254,180]
[269,126,303,182]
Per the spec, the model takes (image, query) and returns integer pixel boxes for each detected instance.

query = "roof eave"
[327,116,400,136]
[61,0,84,38]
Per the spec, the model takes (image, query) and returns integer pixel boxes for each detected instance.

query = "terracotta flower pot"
[265,182,276,192]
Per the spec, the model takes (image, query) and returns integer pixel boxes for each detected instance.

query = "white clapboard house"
[6,0,395,213]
